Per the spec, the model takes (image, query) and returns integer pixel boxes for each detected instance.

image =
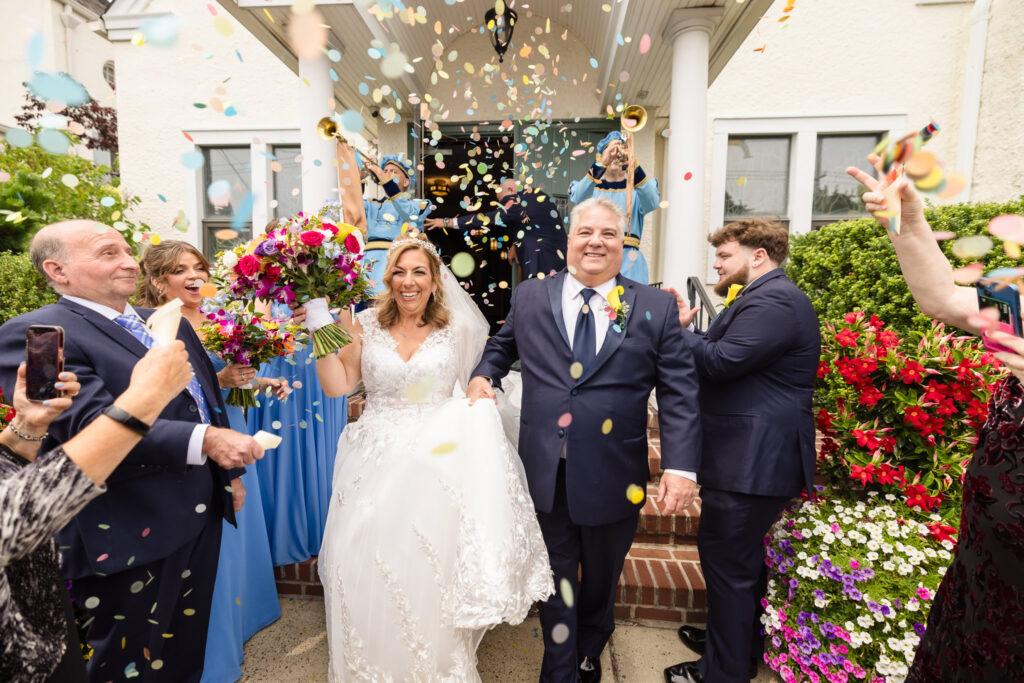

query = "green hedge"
[0,251,58,326]
[786,198,1024,335]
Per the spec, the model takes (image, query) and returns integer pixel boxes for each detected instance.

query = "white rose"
[221,251,239,268]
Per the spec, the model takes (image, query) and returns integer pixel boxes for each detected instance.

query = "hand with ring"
[218,362,258,389]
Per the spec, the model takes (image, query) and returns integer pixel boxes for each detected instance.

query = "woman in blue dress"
[137,241,283,683]
[569,131,660,283]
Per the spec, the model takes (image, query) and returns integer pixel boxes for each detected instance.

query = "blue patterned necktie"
[572,288,598,371]
[114,312,211,424]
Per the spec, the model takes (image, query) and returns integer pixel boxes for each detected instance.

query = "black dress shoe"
[664,661,703,683]
[578,655,601,683]
[677,625,706,655]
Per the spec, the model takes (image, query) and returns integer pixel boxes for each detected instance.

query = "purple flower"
[913,622,926,636]
[866,600,881,613]
[848,588,862,601]
[254,239,279,256]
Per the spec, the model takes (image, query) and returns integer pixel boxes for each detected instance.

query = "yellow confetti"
[150,234,161,245]
[601,418,613,434]
[432,442,458,455]
[626,484,645,504]
[737,176,747,186]
[569,362,583,379]
[183,608,196,616]
[1005,241,1021,259]
[519,45,532,58]
[559,577,574,608]
[213,17,234,36]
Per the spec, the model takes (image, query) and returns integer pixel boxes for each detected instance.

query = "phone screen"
[26,327,63,401]
[978,294,1015,326]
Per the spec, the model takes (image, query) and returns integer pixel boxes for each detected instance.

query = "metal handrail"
[686,276,718,333]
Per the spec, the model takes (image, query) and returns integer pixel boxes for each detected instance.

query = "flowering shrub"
[815,312,1004,525]
[762,495,953,682]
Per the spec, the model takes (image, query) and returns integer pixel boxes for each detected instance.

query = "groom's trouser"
[72,507,223,683]
[696,487,791,683]
[536,461,638,683]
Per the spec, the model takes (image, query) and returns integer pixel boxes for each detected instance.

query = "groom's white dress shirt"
[63,294,209,466]
[561,275,696,484]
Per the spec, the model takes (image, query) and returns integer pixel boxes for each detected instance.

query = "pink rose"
[238,254,260,277]
[345,232,361,253]
[300,230,325,247]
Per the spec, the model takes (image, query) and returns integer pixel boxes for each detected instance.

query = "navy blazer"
[473,271,702,526]
[0,298,235,579]
[683,269,819,497]
[460,191,568,278]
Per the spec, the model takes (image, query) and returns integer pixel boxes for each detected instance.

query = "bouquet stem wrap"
[226,380,258,409]
[304,297,351,359]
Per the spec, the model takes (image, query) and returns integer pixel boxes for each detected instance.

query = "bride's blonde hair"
[375,233,451,330]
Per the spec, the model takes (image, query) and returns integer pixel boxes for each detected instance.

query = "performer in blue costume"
[135,241,283,683]
[568,131,660,283]
[362,154,432,295]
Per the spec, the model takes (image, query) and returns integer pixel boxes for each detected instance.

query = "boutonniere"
[723,283,744,309]
[604,285,629,333]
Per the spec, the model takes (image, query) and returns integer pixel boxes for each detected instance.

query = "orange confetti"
[199,283,219,298]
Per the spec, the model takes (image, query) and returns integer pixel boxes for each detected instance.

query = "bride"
[303,232,552,681]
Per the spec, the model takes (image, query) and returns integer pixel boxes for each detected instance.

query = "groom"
[469,196,702,682]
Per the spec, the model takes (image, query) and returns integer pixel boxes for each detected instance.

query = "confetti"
[987,214,1024,243]
[253,430,283,449]
[85,596,101,609]
[551,623,570,644]
[180,150,205,169]
[626,483,645,504]
[951,235,993,260]
[61,173,79,188]
[601,418,613,435]
[288,9,328,60]
[569,362,583,379]
[199,282,219,298]
[432,441,458,455]
[130,581,145,594]
[559,577,574,608]
[450,251,476,277]
[952,263,984,284]
[638,33,651,54]
[557,413,573,428]
[195,503,208,514]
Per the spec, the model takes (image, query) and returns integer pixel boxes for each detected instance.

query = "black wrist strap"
[101,405,152,437]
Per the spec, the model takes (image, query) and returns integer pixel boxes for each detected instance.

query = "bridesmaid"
[137,241,283,683]
[247,211,350,565]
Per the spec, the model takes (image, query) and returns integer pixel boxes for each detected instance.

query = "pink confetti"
[557,413,573,428]
[207,3,218,15]
[684,172,693,181]
[638,34,651,54]
[96,553,109,562]
[141,528,151,538]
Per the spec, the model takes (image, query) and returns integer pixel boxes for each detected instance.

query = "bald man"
[0,221,262,682]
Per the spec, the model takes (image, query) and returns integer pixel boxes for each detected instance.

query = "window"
[201,146,252,258]
[724,136,791,229]
[270,144,302,220]
[812,133,882,228]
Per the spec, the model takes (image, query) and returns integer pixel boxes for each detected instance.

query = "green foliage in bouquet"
[786,198,1024,336]
[762,495,953,682]
[815,312,1004,525]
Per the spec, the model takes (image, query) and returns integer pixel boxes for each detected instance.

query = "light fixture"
[484,6,518,63]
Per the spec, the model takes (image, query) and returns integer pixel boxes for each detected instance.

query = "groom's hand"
[467,376,496,405]
[658,472,698,514]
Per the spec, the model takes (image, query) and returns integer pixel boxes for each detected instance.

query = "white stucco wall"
[970,0,1024,204]
[0,0,116,159]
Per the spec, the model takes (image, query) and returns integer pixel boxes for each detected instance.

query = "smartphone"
[976,281,1022,352]
[25,325,64,402]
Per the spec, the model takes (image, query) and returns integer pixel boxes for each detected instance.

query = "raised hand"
[846,155,926,235]
[663,286,701,329]
[424,217,445,232]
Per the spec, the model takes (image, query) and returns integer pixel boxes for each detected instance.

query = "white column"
[298,55,336,213]
[659,8,722,291]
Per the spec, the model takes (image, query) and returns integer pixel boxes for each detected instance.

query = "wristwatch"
[101,405,152,437]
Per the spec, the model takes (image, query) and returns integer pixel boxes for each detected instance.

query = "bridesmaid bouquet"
[218,212,371,358]
[199,304,301,408]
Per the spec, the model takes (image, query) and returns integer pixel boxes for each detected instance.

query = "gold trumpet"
[620,104,647,238]
[316,116,379,167]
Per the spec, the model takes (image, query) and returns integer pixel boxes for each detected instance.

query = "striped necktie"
[114,312,211,424]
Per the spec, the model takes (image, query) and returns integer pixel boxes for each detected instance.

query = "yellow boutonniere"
[604,285,629,332]
[723,283,744,308]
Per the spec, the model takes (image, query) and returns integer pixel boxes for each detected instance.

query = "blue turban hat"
[381,154,414,184]
[596,131,626,155]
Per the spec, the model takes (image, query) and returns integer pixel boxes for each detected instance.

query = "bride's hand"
[467,376,496,405]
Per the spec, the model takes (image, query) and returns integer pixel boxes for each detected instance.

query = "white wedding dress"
[318,306,553,682]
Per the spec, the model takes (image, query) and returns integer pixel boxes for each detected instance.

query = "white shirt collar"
[62,294,136,321]
[564,273,618,301]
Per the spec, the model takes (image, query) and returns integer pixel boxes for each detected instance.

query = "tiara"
[387,233,441,261]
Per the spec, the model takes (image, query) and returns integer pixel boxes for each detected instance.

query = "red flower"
[843,312,865,324]
[850,464,875,485]
[238,254,260,277]
[814,409,833,432]
[300,230,325,247]
[263,264,282,283]
[876,463,898,485]
[905,484,943,511]
[345,232,362,253]
[922,380,949,403]
[835,327,860,348]
[924,522,958,547]
[858,386,883,407]
[875,329,900,348]
[898,360,926,384]
[868,314,885,330]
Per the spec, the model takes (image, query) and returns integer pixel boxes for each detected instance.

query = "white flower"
[845,621,855,632]
[221,251,239,268]
[857,615,873,628]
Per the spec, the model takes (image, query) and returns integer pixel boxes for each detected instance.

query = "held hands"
[9,364,79,436]
[467,376,496,405]
[663,286,701,329]
[218,362,257,389]
[202,426,264,469]
[657,472,697,515]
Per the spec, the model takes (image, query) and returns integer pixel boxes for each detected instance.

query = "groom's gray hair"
[569,197,626,237]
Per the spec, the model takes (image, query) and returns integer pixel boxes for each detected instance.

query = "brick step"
[614,542,706,625]
[635,482,701,546]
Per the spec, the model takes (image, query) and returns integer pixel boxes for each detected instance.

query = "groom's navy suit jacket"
[474,271,702,526]
[0,298,235,579]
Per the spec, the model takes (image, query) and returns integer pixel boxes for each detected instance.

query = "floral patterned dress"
[906,376,1024,681]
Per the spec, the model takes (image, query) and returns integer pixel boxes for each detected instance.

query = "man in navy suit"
[425,178,568,279]
[663,218,819,683]
[469,197,702,683]
[0,220,263,682]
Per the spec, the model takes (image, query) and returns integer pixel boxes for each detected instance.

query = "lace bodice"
[357,309,459,416]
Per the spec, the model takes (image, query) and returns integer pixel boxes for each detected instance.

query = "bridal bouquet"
[198,304,301,408]
[219,212,371,358]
